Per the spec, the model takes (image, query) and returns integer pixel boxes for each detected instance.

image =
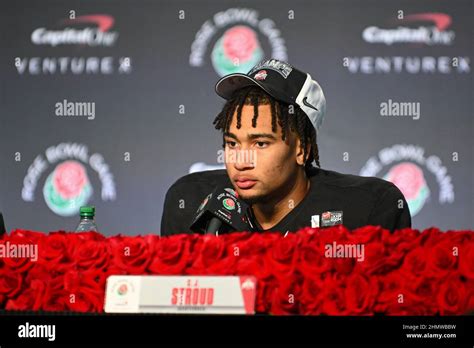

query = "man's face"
[224,103,305,204]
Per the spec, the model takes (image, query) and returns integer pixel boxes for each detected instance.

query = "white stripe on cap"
[295,73,326,132]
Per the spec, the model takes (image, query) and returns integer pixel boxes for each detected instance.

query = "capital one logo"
[363,12,455,46]
[31,14,119,47]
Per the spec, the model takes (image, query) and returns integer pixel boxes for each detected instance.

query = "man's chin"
[237,190,266,205]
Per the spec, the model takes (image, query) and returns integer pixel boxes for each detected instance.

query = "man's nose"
[228,149,256,170]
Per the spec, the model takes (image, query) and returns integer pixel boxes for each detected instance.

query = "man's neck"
[251,170,311,230]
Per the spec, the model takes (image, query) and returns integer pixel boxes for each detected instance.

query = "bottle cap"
[79,206,95,218]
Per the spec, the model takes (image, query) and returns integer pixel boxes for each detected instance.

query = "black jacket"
[160,167,411,236]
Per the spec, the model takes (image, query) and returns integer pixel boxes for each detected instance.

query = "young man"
[161,59,411,236]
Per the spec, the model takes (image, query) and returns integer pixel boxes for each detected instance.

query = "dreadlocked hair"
[213,86,320,171]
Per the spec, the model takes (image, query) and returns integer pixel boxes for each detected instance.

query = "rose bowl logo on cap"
[254,70,267,81]
[43,160,93,217]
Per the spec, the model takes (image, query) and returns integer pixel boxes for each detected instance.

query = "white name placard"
[104,275,257,315]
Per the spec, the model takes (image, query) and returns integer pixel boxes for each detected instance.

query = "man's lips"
[234,177,257,189]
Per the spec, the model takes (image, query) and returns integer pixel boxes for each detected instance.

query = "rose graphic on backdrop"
[43,160,93,217]
[212,25,264,77]
[384,162,430,217]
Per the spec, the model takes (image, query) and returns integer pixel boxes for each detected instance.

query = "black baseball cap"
[215,58,326,132]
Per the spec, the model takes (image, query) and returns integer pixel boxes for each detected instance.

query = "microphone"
[190,186,254,235]
[0,212,6,236]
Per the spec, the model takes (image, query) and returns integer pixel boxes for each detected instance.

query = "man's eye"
[255,141,269,148]
[225,141,237,148]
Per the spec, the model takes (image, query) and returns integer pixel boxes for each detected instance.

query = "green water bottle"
[75,206,98,232]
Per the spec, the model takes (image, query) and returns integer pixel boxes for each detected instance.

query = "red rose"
[387,293,437,315]
[459,242,474,280]
[374,273,434,315]
[344,273,379,315]
[300,275,324,315]
[37,232,74,272]
[8,229,45,243]
[148,234,194,274]
[419,227,444,246]
[381,228,420,254]
[226,233,277,280]
[24,264,54,285]
[254,278,274,314]
[375,272,437,315]
[71,230,106,242]
[104,265,130,278]
[399,246,429,280]
[405,277,439,314]
[373,272,403,314]
[358,241,402,275]
[297,232,330,278]
[5,279,46,311]
[466,280,474,314]
[222,231,255,248]
[42,286,69,311]
[269,276,302,315]
[425,238,458,278]
[350,225,384,244]
[318,275,347,315]
[63,270,104,312]
[442,231,472,243]
[187,235,235,275]
[235,255,271,280]
[323,240,357,276]
[437,274,468,315]
[333,257,356,277]
[264,232,299,279]
[224,231,275,258]
[317,225,351,245]
[0,269,23,298]
[72,239,111,271]
[109,235,154,274]
[30,263,103,312]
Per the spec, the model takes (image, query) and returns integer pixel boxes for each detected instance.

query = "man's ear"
[295,137,310,166]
